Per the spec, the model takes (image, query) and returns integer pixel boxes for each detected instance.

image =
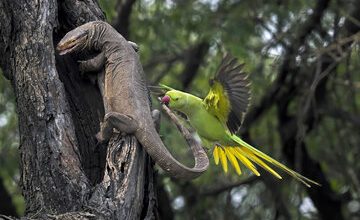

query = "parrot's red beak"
[161,95,170,105]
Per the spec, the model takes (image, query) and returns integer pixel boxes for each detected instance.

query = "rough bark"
[0,0,158,219]
[88,135,158,219]
[5,1,90,214]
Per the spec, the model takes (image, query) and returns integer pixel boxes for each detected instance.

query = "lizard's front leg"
[96,112,139,143]
[128,41,139,52]
[78,51,106,86]
[78,51,105,73]
[151,109,161,132]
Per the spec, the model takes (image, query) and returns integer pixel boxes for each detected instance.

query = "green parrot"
[159,54,319,187]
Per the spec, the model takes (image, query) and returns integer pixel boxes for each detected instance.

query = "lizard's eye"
[174,97,179,101]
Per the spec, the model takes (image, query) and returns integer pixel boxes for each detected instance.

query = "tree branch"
[145,41,209,88]
[242,0,331,132]
[181,41,209,89]
[112,0,137,39]
[0,0,12,80]
[199,176,258,197]
[319,106,360,128]
[271,2,360,220]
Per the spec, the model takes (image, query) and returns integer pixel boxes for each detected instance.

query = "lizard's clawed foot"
[128,41,139,52]
[95,112,139,144]
[95,132,107,144]
[77,60,89,78]
[77,52,105,73]
[96,119,112,144]
[151,109,161,132]
[104,112,139,134]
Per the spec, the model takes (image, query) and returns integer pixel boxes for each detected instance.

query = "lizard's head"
[162,90,187,110]
[57,25,91,55]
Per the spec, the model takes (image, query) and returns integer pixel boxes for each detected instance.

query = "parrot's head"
[161,90,187,110]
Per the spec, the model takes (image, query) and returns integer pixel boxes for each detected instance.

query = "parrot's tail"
[212,135,320,187]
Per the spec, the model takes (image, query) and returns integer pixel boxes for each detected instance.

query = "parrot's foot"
[214,142,223,148]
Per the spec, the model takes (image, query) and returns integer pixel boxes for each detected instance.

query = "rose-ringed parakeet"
[159,54,319,187]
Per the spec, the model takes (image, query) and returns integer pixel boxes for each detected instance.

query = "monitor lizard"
[57,21,209,180]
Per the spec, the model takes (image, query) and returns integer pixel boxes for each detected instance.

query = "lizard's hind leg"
[96,112,139,143]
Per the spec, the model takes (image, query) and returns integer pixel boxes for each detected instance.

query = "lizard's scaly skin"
[57,21,209,179]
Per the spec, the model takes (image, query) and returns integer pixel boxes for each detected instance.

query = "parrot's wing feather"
[148,84,175,96]
[203,54,251,134]
[174,110,189,121]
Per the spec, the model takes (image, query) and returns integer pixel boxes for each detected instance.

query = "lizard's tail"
[136,105,209,180]
[212,135,320,187]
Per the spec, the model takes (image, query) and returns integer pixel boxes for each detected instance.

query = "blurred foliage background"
[1,0,360,219]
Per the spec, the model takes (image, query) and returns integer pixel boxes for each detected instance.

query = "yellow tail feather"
[218,147,228,173]
[224,148,242,175]
[237,147,282,179]
[213,146,220,165]
[212,136,320,187]
[230,135,320,187]
[229,147,260,176]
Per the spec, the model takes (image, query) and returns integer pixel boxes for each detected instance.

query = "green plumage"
[161,54,319,187]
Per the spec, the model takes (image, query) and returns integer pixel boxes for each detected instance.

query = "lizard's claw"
[128,41,139,52]
[95,132,107,144]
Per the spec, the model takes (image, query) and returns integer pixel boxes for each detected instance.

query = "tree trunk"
[0,0,158,219]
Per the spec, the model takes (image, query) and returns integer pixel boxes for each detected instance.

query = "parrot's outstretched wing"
[203,54,251,134]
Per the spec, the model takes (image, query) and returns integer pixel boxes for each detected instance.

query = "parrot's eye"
[174,97,179,101]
